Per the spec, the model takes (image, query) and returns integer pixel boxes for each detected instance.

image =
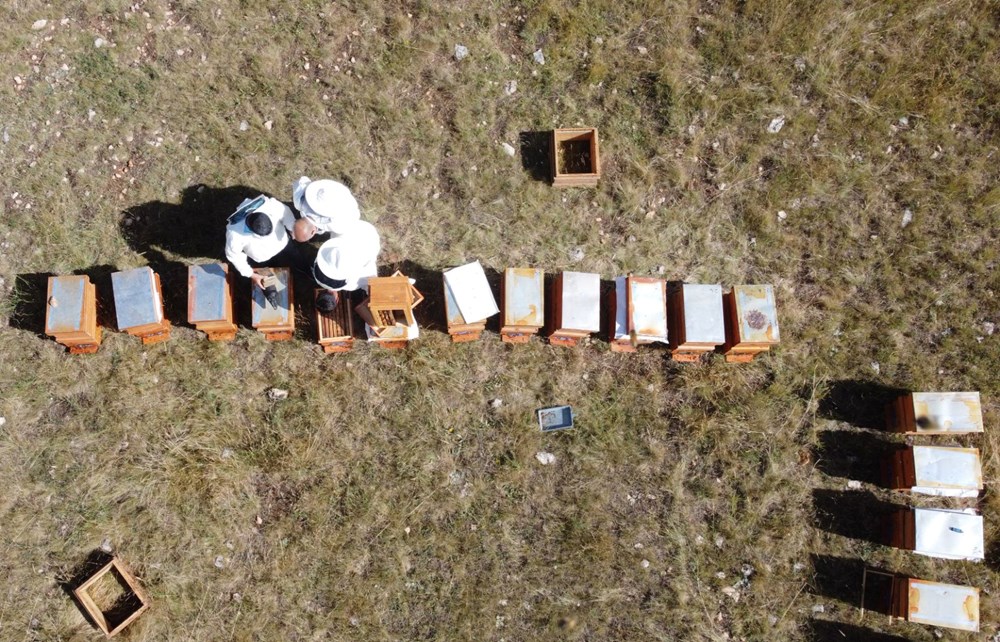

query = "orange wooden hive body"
[45,275,102,354]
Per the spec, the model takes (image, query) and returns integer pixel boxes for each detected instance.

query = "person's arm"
[225,231,261,285]
[279,202,297,233]
[292,176,311,211]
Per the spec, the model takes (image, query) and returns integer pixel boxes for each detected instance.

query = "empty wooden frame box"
[45,275,101,354]
[551,128,600,187]
[862,570,979,633]
[187,263,237,341]
[72,557,149,637]
[442,262,498,343]
[548,271,600,347]
[501,268,545,343]
[315,289,354,353]
[720,284,779,362]
[888,507,984,561]
[251,267,294,341]
[357,271,423,349]
[669,283,725,361]
[608,276,668,353]
[886,391,984,435]
[111,267,170,344]
[884,445,983,498]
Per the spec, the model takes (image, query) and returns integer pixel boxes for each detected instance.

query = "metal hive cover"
[45,276,86,333]
[111,267,162,329]
[733,284,779,343]
[560,271,600,332]
[189,263,228,323]
[682,283,724,344]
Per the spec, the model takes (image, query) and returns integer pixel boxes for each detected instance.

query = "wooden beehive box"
[668,283,725,361]
[45,275,102,354]
[607,276,668,352]
[315,289,354,353]
[442,261,497,342]
[550,128,600,187]
[888,507,984,561]
[443,276,486,342]
[187,263,237,341]
[501,268,545,343]
[72,557,149,638]
[111,267,170,344]
[862,570,980,633]
[251,267,294,341]
[357,271,423,349]
[548,271,600,347]
[884,446,982,497]
[720,284,779,362]
[885,391,984,435]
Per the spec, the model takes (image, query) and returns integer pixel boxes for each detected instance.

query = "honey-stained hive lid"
[913,508,983,561]
[682,283,725,344]
[733,284,779,344]
[111,267,162,329]
[907,579,979,632]
[443,261,497,323]
[911,392,983,433]
[629,277,668,342]
[503,267,544,327]
[188,263,229,323]
[911,446,983,496]
[560,271,600,332]
[45,275,87,334]
[251,268,292,327]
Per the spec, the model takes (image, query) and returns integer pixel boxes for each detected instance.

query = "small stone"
[214,555,225,568]
[777,210,787,220]
[264,120,273,131]
[453,44,469,61]
[767,116,785,133]
[535,452,556,465]
[100,537,113,553]
[721,587,739,602]
[31,19,48,30]
[267,388,288,401]
[715,571,726,579]
[94,37,106,48]
[532,49,545,65]
[656,265,666,275]
[811,604,824,614]
[221,447,234,459]
[2,128,8,144]
[768,615,778,626]
[0,417,6,427]
[932,629,943,639]
[636,46,648,55]
[568,247,585,262]
[898,116,909,127]
[29,617,40,630]
[501,142,516,157]
[984,321,995,336]
[176,49,185,57]
[645,210,655,220]
[846,480,862,490]
[239,120,249,132]
[489,398,503,409]
[87,109,96,122]
[792,562,806,572]
[640,559,650,569]
[870,361,880,375]
[349,616,360,627]
[504,80,517,95]
[231,592,242,602]
[794,57,806,72]
[594,36,604,44]
[901,208,913,228]
[714,535,725,548]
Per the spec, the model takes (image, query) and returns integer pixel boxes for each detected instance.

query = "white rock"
[489,398,503,409]
[100,537,113,553]
[267,388,289,401]
[640,559,650,568]
[87,109,96,122]
[239,120,249,132]
[264,120,273,131]
[94,37,106,48]
[898,116,909,127]
[768,615,778,626]
[812,604,824,614]
[846,480,862,490]
[984,321,995,336]
[568,247,585,262]
[901,208,913,228]
[714,535,725,548]
[221,447,234,459]
[532,49,545,65]
[777,210,787,220]
[501,142,516,157]
[535,452,556,465]
[870,361,880,375]
[0,417,6,427]
[636,46,648,55]
[31,19,48,31]
[794,57,806,72]
[715,571,726,579]
[594,36,604,44]
[214,555,225,568]
[454,44,469,61]
[504,80,517,95]
[792,562,806,572]
[721,587,740,602]
[2,128,8,144]
[767,116,785,133]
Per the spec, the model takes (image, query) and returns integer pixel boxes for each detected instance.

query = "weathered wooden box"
[501,268,545,343]
[883,445,982,497]
[607,276,668,352]
[315,289,354,353]
[251,267,294,341]
[720,284,779,362]
[111,267,170,344]
[669,283,725,361]
[548,271,600,347]
[357,271,423,349]
[885,391,983,435]
[550,128,600,187]
[862,569,979,632]
[45,275,102,354]
[72,557,150,638]
[188,263,237,341]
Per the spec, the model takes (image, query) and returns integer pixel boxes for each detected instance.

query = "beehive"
[187,263,237,341]
[548,271,600,347]
[442,261,498,341]
[862,570,979,633]
[251,267,294,341]
[885,392,984,435]
[315,289,354,353]
[669,283,725,361]
[44,275,101,354]
[607,276,668,352]
[357,270,423,349]
[888,507,984,561]
[111,267,170,344]
[501,268,544,344]
[884,446,982,498]
[443,276,486,342]
[72,557,150,638]
[720,284,779,362]
[550,128,600,187]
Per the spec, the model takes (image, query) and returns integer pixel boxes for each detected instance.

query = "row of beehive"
[43,263,780,359]
[859,391,985,633]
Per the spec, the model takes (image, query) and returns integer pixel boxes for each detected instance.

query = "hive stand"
[885,391,984,435]
[315,289,354,353]
[606,275,668,353]
[72,557,150,638]
[444,275,486,343]
[861,569,979,633]
[111,267,171,345]
[668,283,725,362]
[44,275,102,354]
[251,267,294,341]
[547,271,600,347]
[356,270,423,349]
[550,127,600,187]
[187,263,237,341]
[719,284,779,362]
[500,267,545,344]
[882,445,982,498]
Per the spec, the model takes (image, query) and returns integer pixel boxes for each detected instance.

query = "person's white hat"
[303,179,360,234]
[313,221,380,290]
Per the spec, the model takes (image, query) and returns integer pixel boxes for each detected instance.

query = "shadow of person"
[818,380,908,430]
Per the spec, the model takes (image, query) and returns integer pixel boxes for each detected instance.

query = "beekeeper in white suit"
[291,176,361,241]
[312,220,381,312]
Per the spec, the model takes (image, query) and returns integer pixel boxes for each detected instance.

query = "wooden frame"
[315,289,354,353]
[607,276,668,352]
[251,267,294,341]
[72,557,149,638]
[358,271,423,349]
[550,128,600,187]
[187,263,238,341]
[45,275,102,354]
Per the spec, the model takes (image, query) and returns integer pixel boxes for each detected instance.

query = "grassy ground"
[0,0,998,640]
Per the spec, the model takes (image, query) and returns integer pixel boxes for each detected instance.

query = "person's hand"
[250,273,266,289]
